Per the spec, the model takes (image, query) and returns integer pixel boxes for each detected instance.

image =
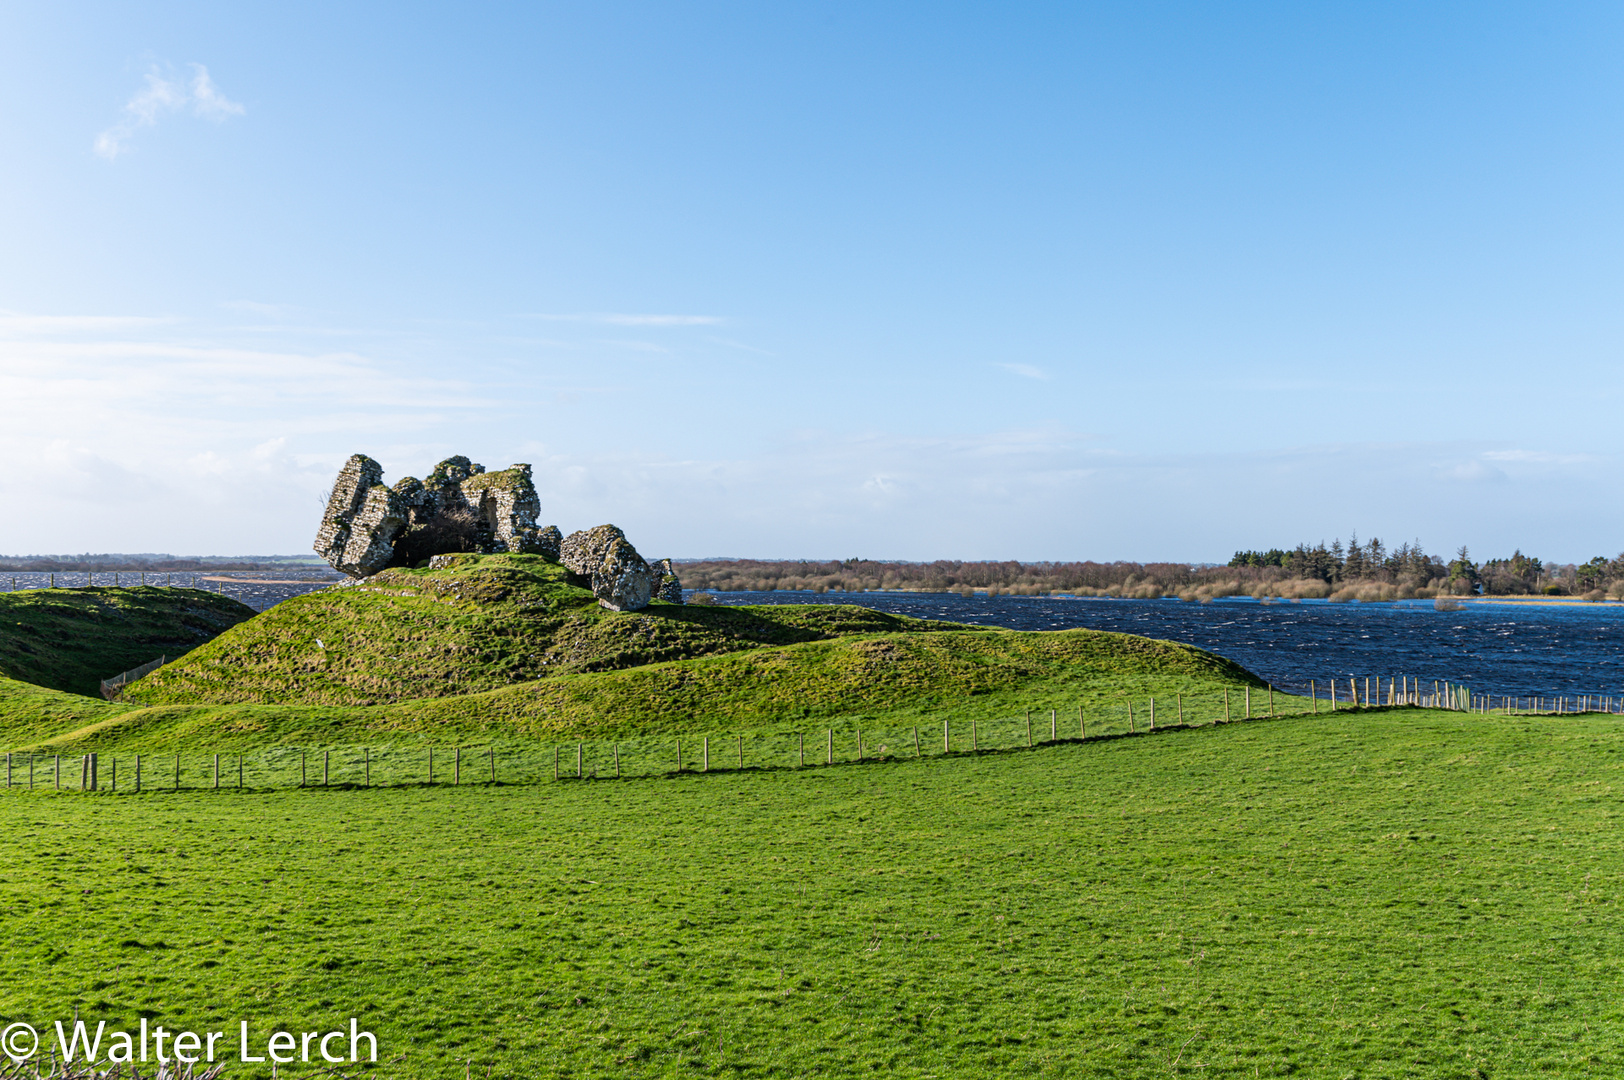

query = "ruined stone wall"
[313,454,680,608]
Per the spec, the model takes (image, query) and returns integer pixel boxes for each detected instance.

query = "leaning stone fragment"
[592,537,654,611]
[314,454,410,577]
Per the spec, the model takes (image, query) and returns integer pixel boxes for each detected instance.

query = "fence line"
[3,572,340,613]
[4,674,1618,797]
[7,572,208,591]
[100,656,168,701]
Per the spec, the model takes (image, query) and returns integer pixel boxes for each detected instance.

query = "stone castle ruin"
[314,453,681,610]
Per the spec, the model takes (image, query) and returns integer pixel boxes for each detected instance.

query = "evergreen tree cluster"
[1230,537,1624,597]
[1228,534,1442,585]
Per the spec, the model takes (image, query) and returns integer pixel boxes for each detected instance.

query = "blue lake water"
[697,591,1624,701]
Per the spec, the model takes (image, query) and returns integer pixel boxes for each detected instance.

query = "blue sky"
[2,2,1622,562]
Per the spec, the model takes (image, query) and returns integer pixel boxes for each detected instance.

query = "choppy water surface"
[699,591,1624,700]
[1,569,342,614]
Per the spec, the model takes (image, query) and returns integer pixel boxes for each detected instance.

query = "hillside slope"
[0,587,254,697]
[2,624,1266,752]
[124,554,967,707]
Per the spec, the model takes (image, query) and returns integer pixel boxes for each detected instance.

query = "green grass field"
[3,707,1621,1078]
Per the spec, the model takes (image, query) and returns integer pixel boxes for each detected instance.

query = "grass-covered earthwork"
[2,708,1621,1077]
[0,553,1269,755]
[0,587,254,697]
[124,555,972,707]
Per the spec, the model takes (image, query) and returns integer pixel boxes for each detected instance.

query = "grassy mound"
[3,709,1619,1077]
[0,587,254,697]
[0,553,1271,754]
[124,554,966,707]
[1,626,1265,752]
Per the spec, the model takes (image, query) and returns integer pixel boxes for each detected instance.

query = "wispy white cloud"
[95,63,244,160]
[0,317,492,552]
[1434,459,1508,484]
[519,313,725,326]
[998,362,1049,380]
[1481,449,1594,466]
[188,66,245,121]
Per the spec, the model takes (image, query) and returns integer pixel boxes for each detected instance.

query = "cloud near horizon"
[0,315,1616,562]
[95,64,244,160]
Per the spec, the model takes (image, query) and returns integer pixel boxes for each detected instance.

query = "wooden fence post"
[1050,709,1056,743]
[827,729,833,764]
[703,737,710,773]
[365,748,370,788]
[1177,694,1184,726]
[798,732,804,766]
[613,744,620,778]
[134,754,140,793]
[858,731,864,762]
[578,742,584,779]
[1245,687,1251,719]
[324,749,330,787]
[455,746,461,784]
[1149,698,1156,731]
[1025,712,1032,747]
[943,719,950,752]
[1128,701,1135,733]
[1311,680,1316,713]
[489,746,495,783]
[1268,685,1274,718]
[676,738,682,773]
[972,720,978,750]
[737,735,743,769]
[214,754,220,790]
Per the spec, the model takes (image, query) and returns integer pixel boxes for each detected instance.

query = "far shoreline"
[692,586,1624,607]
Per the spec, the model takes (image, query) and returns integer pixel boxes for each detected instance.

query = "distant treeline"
[676,558,1214,597]
[0,554,326,572]
[1229,536,1624,599]
[678,537,1624,602]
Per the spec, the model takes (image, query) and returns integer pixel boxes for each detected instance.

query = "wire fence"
[6,675,1620,796]
[100,656,169,701]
